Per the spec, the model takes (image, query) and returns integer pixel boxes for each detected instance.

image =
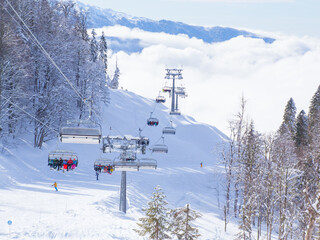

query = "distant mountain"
[77,1,275,49]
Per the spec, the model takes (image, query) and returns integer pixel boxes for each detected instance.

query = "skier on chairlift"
[67,159,73,170]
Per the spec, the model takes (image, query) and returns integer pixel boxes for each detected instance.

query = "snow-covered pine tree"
[295,110,309,149]
[281,97,297,138]
[308,85,320,137]
[90,29,99,63]
[110,71,119,89]
[134,185,171,240]
[169,204,202,240]
[98,31,109,105]
[73,8,89,42]
[99,31,108,76]
[109,58,120,89]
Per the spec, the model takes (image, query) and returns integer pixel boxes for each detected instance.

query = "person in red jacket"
[67,159,73,171]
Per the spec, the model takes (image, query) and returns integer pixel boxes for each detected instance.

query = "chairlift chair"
[94,159,114,174]
[120,151,136,161]
[156,95,166,103]
[152,144,168,153]
[147,112,159,126]
[162,121,176,135]
[113,160,139,171]
[162,86,172,93]
[147,117,159,126]
[137,137,149,146]
[60,127,101,144]
[48,150,78,171]
[139,158,157,170]
[175,87,187,97]
[162,126,176,135]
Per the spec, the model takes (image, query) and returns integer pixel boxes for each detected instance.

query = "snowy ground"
[0,89,248,239]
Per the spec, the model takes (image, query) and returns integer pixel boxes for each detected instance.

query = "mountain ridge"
[77,1,275,46]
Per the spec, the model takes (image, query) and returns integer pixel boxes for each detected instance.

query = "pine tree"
[308,85,320,135]
[109,58,120,89]
[90,29,99,62]
[99,31,108,76]
[281,98,297,138]
[170,204,202,240]
[134,185,171,240]
[295,110,308,148]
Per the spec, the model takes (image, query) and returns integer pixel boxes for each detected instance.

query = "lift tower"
[101,135,156,213]
[165,68,183,115]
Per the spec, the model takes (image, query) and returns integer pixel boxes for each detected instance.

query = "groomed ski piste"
[0,88,242,239]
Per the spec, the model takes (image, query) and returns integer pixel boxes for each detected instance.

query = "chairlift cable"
[0,93,59,135]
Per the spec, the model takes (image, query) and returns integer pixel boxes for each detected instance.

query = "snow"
[0,89,244,239]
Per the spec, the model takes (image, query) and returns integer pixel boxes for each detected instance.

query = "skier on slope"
[52,182,58,191]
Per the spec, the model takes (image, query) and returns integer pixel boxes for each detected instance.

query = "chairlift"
[113,160,139,171]
[162,86,172,93]
[163,126,176,135]
[60,102,102,144]
[120,151,136,161]
[152,144,168,153]
[139,158,157,170]
[147,117,159,126]
[137,129,149,154]
[147,112,159,126]
[102,135,142,153]
[137,137,149,146]
[94,158,114,174]
[162,121,175,135]
[156,95,166,103]
[175,87,187,97]
[48,150,78,171]
[60,127,101,144]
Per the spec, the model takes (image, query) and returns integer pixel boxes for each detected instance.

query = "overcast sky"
[78,0,320,37]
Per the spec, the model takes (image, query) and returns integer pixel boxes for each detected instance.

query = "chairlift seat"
[48,150,78,171]
[138,137,149,146]
[114,160,139,171]
[162,126,176,135]
[139,158,157,170]
[121,151,136,161]
[156,96,166,103]
[163,86,172,93]
[60,127,101,144]
[94,159,114,173]
[147,117,159,126]
[94,159,113,167]
[152,144,168,153]
[48,150,78,161]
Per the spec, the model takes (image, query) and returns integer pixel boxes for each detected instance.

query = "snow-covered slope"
[0,89,240,239]
[76,2,274,53]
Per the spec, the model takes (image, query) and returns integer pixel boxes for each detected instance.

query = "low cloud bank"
[98,26,320,134]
